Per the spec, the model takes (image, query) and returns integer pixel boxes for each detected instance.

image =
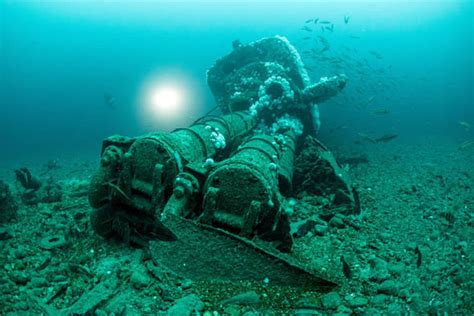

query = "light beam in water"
[138,70,202,130]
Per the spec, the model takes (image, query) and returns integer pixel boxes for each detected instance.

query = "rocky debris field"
[0,139,472,315]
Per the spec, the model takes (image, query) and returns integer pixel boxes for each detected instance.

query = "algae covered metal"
[201,129,297,251]
[207,35,347,135]
[89,36,357,289]
[89,111,257,235]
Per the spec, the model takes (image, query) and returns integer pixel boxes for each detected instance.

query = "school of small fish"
[296,15,402,145]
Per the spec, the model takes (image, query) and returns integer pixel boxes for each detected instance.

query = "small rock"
[220,291,260,306]
[14,246,28,259]
[406,242,417,251]
[53,274,68,282]
[456,241,468,255]
[427,261,449,274]
[0,181,18,223]
[295,296,321,315]
[293,219,317,238]
[398,288,410,299]
[295,309,321,316]
[336,304,352,314]
[223,305,240,315]
[0,227,13,240]
[9,271,31,285]
[243,312,264,316]
[447,264,460,276]
[295,296,320,309]
[388,263,405,277]
[39,235,66,250]
[364,307,383,315]
[38,206,53,217]
[453,272,466,285]
[408,296,425,313]
[167,294,204,316]
[378,232,391,242]
[130,269,151,289]
[29,276,48,288]
[321,292,341,309]
[123,305,141,315]
[314,224,328,236]
[346,296,368,308]
[387,303,403,315]
[95,309,108,316]
[329,216,345,229]
[377,280,400,296]
[368,257,390,283]
[180,279,193,290]
[371,294,387,306]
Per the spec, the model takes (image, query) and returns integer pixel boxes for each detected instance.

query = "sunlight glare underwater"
[138,70,202,131]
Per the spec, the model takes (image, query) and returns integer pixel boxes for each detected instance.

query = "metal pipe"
[201,128,297,247]
[89,111,257,236]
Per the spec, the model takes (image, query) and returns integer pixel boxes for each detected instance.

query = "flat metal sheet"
[149,215,337,290]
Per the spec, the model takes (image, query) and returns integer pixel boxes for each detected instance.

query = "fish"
[366,95,376,105]
[303,36,312,40]
[325,24,334,32]
[301,25,313,32]
[104,93,116,109]
[314,18,319,24]
[375,134,398,143]
[458,139,474,150]
[344,15,350,24]
[369,50,384,59]
[340,255,352,279]
[305,18,314,23]
[320,46,330,53]
[319,20,331,24]
[317,35,329,46]
[329,59,343,64]
[357,96,374,109]
[459,121,471,131]
[358,133,377,144]
[329,125,349,132]
[371,108,391,115]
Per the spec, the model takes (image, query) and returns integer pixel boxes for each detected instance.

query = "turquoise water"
[1,1,472,163]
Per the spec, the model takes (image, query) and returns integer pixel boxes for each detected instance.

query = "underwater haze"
[1,0,472,163]
[1,1,474,315]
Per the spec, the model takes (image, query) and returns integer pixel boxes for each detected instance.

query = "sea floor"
[0,137,472,315]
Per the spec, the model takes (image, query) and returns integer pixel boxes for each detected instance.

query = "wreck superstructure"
[89,36,357,289]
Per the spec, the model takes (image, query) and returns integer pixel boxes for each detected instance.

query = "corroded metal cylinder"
[89,111,257,236]
[201,129,296,242]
